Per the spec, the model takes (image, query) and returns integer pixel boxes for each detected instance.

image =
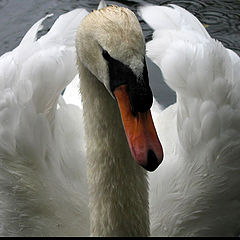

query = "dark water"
[0,0,239,107]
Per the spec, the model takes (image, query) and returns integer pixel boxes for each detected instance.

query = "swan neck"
[79,63,149,236]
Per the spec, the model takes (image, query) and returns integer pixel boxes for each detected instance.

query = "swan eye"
[102,49,153,114]
[102,49,112,62]
[102,49,134,93]
[128,59,153,114]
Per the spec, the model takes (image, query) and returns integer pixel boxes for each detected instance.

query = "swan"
[0,1,163,237]
[2,0,239,237]
[75,3,164,236]
[139,3,240,237]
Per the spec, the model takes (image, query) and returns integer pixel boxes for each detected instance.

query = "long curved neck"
[78,62,149,236]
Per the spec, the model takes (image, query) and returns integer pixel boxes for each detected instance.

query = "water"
[0,0,239,107]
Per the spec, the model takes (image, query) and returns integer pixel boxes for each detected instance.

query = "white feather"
[2,0,240,237]
[0,8,89,236]
[139,3,240,236]
[0,0,149,237]
[98,0,107,10]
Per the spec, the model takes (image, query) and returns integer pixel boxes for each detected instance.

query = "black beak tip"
[142,149,162,172]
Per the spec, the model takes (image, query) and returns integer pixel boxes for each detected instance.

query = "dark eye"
[102,49,112,62]
[102,50,133,93]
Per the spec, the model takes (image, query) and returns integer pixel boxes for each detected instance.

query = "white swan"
[2,0,239,237]
[139,4,240,237]
[75,3,164,236]
[0,1,163,237]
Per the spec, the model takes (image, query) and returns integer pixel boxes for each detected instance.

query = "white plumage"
[139,4,240,236]
[1,0,240,237]
[0,1,152,237]
[0,8,89,236]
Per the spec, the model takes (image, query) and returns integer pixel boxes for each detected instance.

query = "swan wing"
[0,9,89,236]
[39,9,88,46]
[98,0,107,10]
[63,74,82,109]
[138,4,210,36]
[19,14,54,46]
[140,4,240,236]
[139,3,240,152]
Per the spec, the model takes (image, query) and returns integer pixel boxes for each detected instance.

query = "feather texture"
[139,4,240,236]
[0,8,89,236]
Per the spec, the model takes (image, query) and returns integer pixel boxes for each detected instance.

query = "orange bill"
[114,84,163,171]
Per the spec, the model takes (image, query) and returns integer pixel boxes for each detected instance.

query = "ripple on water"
[0,0,239,56]
[0,0,8,9]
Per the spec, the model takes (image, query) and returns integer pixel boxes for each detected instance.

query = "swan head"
[76,5,163,171]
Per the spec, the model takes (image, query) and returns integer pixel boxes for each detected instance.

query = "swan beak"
[114,84,163,171]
